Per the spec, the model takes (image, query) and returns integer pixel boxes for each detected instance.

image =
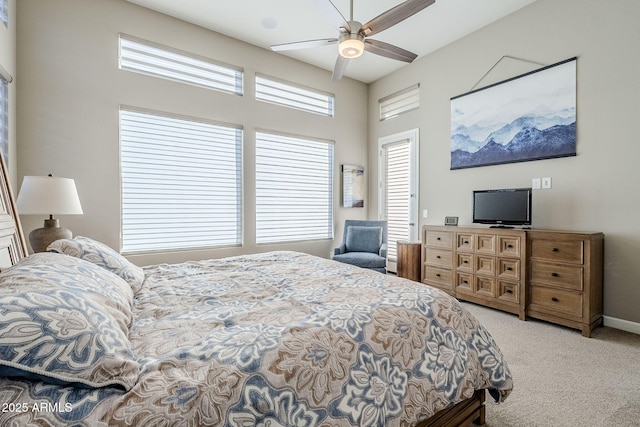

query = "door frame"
[378,128,420,271]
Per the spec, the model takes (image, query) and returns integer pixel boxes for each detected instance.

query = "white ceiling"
[126,0,537,83]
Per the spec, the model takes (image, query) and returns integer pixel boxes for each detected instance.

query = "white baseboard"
[603,316,640,336]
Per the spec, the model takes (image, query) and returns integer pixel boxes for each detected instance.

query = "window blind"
[384,140,411,262]
[120,108,243,253]
[379,84,420,121]
[0,78,7,162]
[256,74,334,117]
[255,131,333,244]
[119,34,243,95]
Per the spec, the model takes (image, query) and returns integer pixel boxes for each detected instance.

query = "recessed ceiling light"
[261,17,278,30]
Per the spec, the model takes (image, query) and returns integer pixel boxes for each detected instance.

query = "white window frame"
[255,130,334,244]
[0,74,8,163]
[118,33,243,95]
[120,106,243,254]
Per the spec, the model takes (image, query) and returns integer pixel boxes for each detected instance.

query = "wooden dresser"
[422,225,604,337]
[526,230,604,337]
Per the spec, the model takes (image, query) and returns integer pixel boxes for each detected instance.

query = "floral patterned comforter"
[0,251,512,426]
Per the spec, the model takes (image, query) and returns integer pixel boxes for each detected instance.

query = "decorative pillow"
[48,236,145,293]
[345,226,383,254]
[0,253,139,390]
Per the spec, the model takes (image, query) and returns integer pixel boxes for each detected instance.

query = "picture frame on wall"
[450,57,577,170]
[342,164,364,208]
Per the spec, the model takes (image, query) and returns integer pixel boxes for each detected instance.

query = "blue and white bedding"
[0,243,512,426]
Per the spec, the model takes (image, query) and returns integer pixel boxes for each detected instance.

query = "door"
[379,129,419,273]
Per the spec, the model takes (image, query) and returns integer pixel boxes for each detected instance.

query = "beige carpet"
[460,302,640,427]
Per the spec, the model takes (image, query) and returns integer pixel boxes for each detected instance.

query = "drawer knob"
[551,297,559,302]
[507,244,513,248]
[436,273,441,277]
[506,289,513,294]
[436,237,441,241]
[552,248,559,252]
[436,255,441,259]
[464,240,469,244]
[463,260,468,264]
[551,272,559,277]
[506,267,513,271]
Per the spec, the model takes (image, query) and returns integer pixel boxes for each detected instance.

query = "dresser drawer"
[424,248,453,268]
[498,280,519,303]
[425,230,453,249]
[498,235,521,257]
[456,252,474,273]
[456,233,474,252]
[498,258,520,281]
[475,234,496,254]
[530,285,582,318]
[475,255,495,276]
[530,239,583,264]
[424,266,453,287]
[530,260,583,290]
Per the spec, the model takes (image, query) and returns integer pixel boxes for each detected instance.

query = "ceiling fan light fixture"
[338,34,365,59]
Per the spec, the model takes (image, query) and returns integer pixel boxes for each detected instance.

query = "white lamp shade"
[17,176,83,215]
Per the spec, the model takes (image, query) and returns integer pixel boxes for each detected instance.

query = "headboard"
[0,153,28,270]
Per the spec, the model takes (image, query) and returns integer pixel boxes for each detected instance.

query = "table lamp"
[16,175,83,253]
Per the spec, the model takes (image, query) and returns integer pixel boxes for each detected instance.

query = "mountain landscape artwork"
[450,58,576,170]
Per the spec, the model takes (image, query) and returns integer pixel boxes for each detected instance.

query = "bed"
[0,158,512,426]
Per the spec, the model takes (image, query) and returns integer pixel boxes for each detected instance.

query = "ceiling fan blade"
[361,0,435,37]
[271,38,338,52]
[332,56,349,81]
[313,0,351,32]
[364,39,418,63]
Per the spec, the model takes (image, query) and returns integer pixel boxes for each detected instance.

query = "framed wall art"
[342,164,364,208]
[450,57,577,170]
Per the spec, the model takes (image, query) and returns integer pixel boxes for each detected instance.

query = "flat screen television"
[472,188,532,227]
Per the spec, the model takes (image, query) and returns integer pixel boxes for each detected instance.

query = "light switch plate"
[532,178,541,190]
[542,177,552,189]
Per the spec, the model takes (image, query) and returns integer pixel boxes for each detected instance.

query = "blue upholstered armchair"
[332,220,388,273]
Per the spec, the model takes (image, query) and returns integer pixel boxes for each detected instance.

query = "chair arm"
[334,243,347,255]
[379,243,388,259]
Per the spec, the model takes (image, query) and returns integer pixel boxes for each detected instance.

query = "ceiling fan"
[270,0,436,81]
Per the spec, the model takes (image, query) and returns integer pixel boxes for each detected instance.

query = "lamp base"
[29,218,73,253]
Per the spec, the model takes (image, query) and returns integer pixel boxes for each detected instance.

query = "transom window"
[379,84,420,121]
[118,34,243,95]
[255,74,334,117]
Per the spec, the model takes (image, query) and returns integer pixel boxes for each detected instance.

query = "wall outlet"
[542,177,552,189]
[532,178,541,190]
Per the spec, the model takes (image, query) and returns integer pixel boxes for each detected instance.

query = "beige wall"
[368,0,640,325]
[16,0,368,266]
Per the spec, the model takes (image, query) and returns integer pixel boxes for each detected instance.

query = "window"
[120,107,243,253]
[256,74,334,117]
[118,34,243,95]
[255,131,334,244]
[0,0,7,28]
[379,84,420,121]
[0,76,8,163]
